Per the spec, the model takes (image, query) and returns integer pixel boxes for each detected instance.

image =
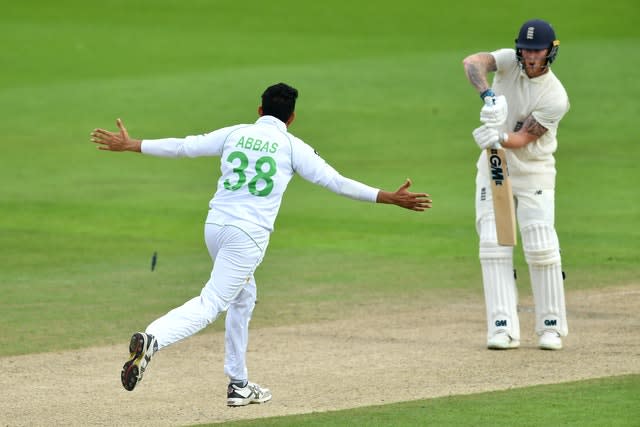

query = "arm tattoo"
[522,115,548,137]
[464,53,498,92]
[465,63,489,92]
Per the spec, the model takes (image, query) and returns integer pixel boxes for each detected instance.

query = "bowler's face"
[521,48,550,78]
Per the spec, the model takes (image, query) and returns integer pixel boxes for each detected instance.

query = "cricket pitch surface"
[1,285,638,426]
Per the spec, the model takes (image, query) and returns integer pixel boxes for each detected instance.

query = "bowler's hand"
[377,178,432,211]
[91,119,142,152]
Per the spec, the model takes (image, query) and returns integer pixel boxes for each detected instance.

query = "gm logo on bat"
[489,151,505,186]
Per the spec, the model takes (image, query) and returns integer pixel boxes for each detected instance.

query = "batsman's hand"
[377,178,432,211]
[91,119,142,152]
[472,125,507,150]
[480,95,508,127]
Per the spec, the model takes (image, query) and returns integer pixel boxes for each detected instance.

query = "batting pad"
[522,223,568,336]
[479,217,520,340]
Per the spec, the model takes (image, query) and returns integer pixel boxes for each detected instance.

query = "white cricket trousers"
[146,222,270,382]
[476,173,567,338]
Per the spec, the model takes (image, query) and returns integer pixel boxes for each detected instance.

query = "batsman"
[463,19,570,350]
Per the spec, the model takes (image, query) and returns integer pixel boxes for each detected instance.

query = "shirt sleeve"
[532,89,570,132]
[141,125,245,158]
[491,48,518,74]
[291,138,379,202]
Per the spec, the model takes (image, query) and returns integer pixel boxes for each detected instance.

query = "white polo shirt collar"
[256,115,287,132]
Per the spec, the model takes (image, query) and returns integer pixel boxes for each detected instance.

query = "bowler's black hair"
[261,83,298,123]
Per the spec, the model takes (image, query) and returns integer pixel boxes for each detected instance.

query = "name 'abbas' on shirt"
[141,115,379,232]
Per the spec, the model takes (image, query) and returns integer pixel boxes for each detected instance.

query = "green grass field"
[1,0,638,425]
[218,375,640,427]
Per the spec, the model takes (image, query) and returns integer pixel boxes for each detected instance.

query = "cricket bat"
[487,145,517,246]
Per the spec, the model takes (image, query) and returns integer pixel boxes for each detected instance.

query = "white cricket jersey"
[141,115,379,232]
[477,48,570,189]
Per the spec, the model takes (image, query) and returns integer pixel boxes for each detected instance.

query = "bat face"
[488,150,506,185]
[487,148,517,246]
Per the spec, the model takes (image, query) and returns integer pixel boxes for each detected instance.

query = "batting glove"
[472,125,508,150]
[480,95,508,127]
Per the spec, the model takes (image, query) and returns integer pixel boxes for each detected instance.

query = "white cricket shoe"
[539,330,562,350]
[121,332,158,391]
[227,381,272,407]
[487,331,520,350]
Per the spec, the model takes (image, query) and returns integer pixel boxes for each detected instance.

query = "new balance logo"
[527,27,535,39]
[495,320,507,327]
[514,121,524,132]
[544,319,557,326]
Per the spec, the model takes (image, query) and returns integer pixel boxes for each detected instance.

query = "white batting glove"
[480,95,508,127]
[472,125,507,150]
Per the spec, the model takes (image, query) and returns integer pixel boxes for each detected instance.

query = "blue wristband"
[480,89,495,100]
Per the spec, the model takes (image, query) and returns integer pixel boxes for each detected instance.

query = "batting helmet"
[515,19,560,67]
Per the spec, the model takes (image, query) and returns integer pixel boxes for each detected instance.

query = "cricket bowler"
[91,83,432,406]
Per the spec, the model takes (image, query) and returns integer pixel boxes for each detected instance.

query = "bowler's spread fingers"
[412,202,432,211]
[91,128,116,138]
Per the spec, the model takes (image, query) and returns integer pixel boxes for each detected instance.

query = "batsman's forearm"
[463,53,497,93]
[501,131,536,149]
[464,62,490,93]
